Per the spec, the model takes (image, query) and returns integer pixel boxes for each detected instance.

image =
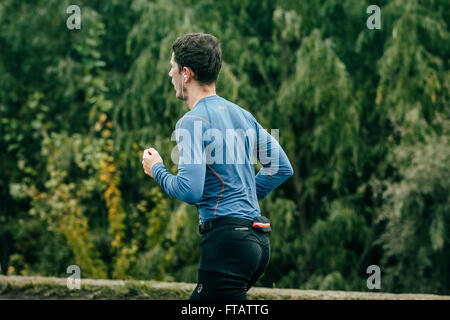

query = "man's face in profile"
[168,52,184,100]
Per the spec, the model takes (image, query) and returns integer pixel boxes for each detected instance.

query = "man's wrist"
[151,161,165,179]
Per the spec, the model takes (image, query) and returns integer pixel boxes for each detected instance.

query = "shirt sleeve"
[252,116,294,201]
[152,116,207,205]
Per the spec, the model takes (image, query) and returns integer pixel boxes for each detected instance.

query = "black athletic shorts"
[189,217,270,300]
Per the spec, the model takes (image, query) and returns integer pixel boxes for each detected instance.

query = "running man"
[142,33,293,300]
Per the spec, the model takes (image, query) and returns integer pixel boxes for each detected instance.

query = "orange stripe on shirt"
[207,164,225,219]
[176,115,211,144]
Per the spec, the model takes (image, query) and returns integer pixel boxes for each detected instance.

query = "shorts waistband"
[198,217,254,235]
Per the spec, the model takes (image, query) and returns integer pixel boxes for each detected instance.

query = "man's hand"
[142,147,163,178]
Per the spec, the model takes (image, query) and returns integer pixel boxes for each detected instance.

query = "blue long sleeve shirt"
[152,95,293,223]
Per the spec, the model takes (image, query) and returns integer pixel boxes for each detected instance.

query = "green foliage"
[0,0,448,294]
[373,125,450,293]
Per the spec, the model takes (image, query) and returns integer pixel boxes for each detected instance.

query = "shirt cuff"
[152,162,166,182]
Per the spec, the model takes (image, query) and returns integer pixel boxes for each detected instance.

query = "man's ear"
[182,67,194,80]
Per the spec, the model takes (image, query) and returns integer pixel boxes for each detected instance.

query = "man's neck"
[186,85,216,110]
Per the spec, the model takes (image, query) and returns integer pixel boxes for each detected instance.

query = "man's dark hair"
[172,33,222,85]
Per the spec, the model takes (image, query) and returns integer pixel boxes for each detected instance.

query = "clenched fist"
[142,147,163,178]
